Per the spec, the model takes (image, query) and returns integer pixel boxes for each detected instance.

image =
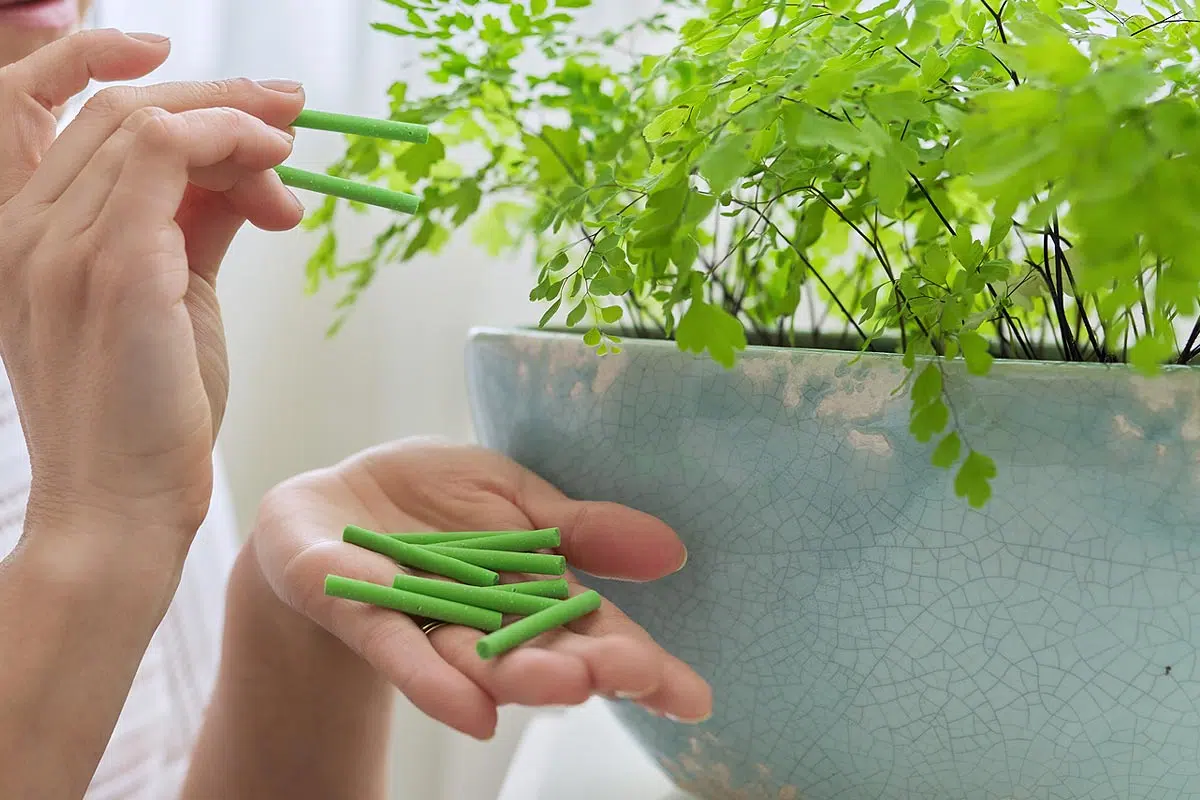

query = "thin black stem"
[986,286,1037,359]
[910,173,955,236]
[732,198,872,344]
[1133,12,1200,35]
[1137,272,1153,333]
[1052,228,1105,361]
[981,0,1009,42]
[1180,318,1200,364]
[1042,228,1079,360]
[979,0,1020,84]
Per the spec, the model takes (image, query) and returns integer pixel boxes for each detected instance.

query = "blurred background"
[89,0,637,797]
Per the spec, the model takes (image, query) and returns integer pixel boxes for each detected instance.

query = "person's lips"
[0,0,77,30]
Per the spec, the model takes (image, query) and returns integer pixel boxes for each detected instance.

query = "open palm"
[249,439,712,739]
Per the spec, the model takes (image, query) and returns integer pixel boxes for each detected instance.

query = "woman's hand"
[250,439,713,740]
[0,30,310,798]
[0,29,305,553]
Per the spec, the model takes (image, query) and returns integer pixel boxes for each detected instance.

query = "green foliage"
[306,0,1200,506]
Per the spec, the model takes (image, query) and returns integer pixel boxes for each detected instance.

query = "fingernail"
[666,711,712,725]
[288,190,305,215]
[127,32,169,43]
[258,79,304,93]
[274,128,295,145]
[674,548,689,573]
[616,688,653,700]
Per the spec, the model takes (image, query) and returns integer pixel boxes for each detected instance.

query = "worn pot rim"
[467,325,1199,378]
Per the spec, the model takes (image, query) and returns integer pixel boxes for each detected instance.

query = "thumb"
[0,28,169,198]
[5,28,170,108]
[515,468,689,582]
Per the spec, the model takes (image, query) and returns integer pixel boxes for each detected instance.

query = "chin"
[0,0,81,70]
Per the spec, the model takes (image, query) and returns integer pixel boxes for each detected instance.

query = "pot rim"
[468,325,1200,378]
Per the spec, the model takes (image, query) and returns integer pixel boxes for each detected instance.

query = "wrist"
[16,509,192,621]
[230,541,350,656]
[25,462,214,548]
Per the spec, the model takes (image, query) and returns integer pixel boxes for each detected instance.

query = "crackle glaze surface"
[465,328,1200,800]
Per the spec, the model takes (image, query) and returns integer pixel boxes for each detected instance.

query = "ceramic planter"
[466,326,1200,800]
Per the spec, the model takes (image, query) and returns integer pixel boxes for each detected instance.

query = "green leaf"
[920,49,948,87]
[865,91,930,123]
[699,133,754,194]
[950,228,984,270]
[954,450,997,508]
[583,327,602,347]
[782,106,867,152]
[931,431,961,469]
[958,332,994,376]
[566,300,587,327]
[644,106,690,142]
[547,252,570,272]
[600,305,624,324]
[870,154,908,213]
[539,298,562,327]
[911,363,943,408]
[1129,335,1172,376]
[910,399,949,442]
[925,245,950,282]
[675,301,747,368]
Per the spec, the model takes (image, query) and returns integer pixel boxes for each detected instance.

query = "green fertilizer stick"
[275,166,420,215]
[475,590,602,659]
[392,574,560,616]
[492,579,571,599]
[292,109,429,144]
[325,575,502,632]
[437,529,561,552]
[389,531,527,545]
[424,546,566,576]
[343,525,499,586]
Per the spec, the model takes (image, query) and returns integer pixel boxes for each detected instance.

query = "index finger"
[0,28,169,199]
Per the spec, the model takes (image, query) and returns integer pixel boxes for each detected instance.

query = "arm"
[0,28,306,799]
[181,546,393,800]
[0,525,187,798]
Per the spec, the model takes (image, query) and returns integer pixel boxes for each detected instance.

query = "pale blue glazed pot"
[466,327,1200,800]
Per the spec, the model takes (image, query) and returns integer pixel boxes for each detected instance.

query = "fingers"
[0,29,170,199]
[428,589,713,722]
[431,626,711,720]
[175,173,302,287]
[517,470,688,580]
[26,76,304,206]
[46,107,294,260]
[562,588,712,721]
[431,626,593,706]
[204,167,304,234]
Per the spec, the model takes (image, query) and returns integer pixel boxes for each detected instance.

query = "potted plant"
[305,0,1200,797]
